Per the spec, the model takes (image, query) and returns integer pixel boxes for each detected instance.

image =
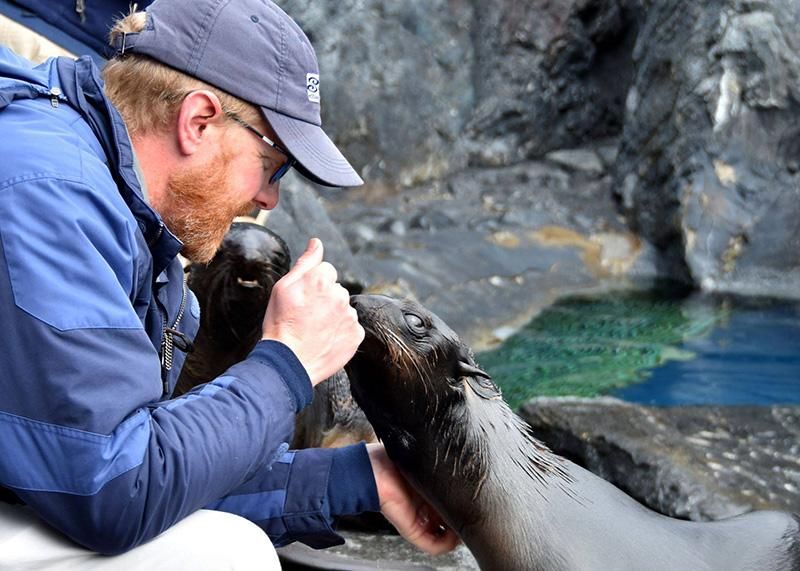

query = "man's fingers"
[402,503,459,556]
[311,261,338,287]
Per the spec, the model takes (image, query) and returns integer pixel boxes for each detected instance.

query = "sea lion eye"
[404,313,426,332]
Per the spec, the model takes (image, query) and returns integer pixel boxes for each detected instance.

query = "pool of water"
[613,299,800,405]
[476,286,800,408]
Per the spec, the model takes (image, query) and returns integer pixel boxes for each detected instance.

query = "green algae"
[475,288,726,408]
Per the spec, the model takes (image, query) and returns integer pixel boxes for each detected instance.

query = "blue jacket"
[0,47,379,555]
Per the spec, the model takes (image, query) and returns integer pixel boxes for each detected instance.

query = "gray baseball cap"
[111,0,363,188]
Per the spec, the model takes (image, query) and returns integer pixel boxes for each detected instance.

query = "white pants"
[0,503,280,570]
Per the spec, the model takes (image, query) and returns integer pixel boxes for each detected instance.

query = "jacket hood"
[0,47,181,274]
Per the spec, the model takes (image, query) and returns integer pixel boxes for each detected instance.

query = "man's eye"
[260,155,279,171]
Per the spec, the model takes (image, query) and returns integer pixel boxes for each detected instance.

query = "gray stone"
[279,530,479,571]
[275,0,475,187]
[520,397,800,521]
[267,0,800,300]
[467,0,641,161]
[597,142,620,167]
[327,157,665,349]
[613,0,800,297]
[545,148,606,174]
[275,0,641,189]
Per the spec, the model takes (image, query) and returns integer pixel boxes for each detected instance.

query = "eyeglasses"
[225,112,297,184]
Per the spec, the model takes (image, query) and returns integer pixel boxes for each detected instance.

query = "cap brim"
[262,108,363,188]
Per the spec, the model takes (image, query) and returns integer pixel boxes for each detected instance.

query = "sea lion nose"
[349,294,392,312]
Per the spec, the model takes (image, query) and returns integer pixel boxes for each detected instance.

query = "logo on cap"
[306,73,320,103]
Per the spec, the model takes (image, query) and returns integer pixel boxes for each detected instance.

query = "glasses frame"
[225,111,297,184]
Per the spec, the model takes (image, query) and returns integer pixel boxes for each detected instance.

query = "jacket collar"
[53,55,182,276]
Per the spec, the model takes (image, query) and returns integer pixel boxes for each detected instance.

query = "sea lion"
[344,294,800,571]
[292,369,376,449]
[176,222,291,395]
[176,222,375,451]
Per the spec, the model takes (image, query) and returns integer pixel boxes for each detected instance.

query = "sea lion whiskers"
[258,261,288,285]
[373,321,436,401]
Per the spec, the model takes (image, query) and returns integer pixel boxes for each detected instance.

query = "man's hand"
[367,443,461,556]
[261,238,364,386]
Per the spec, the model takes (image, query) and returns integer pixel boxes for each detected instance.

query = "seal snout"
[349,294,396,321]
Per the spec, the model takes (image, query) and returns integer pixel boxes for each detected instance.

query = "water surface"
[476,287,800,408]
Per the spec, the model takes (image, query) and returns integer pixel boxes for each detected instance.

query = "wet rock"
[378,218,407,237]
[327,157,666,348]
[342,223,377,254]
[272,0,800,301]
[409,211,456,232]
[279,530,479,571]
[614,0,800,298]
[596,141,620,167]
[520,397,800,520]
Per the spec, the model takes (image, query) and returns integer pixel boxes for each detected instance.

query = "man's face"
[157,122,282,263]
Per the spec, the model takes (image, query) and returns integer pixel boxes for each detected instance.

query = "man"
[0,0,459,568]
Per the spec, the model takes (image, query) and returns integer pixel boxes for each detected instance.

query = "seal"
[293,369,376,449]
[344,294,800,571]
[176,221,291,396]
[175,222,375,452]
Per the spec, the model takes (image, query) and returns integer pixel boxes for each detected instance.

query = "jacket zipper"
[75,0,86,24]
[160,280,189,395]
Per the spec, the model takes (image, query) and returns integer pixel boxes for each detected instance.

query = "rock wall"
[613,0,800,296]
[466,0,640,166]
[277,0,476,188]
[275,0,800,299]
[277,0,639,181]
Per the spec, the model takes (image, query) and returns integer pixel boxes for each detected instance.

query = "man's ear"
[175,90,225,156]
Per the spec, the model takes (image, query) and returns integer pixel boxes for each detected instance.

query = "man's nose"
[253,182,280,210]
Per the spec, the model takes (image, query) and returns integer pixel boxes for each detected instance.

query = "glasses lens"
[269,160,292,184]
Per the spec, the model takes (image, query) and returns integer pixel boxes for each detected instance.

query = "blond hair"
[102,11,261,137]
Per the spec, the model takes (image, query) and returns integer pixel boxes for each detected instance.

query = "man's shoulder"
[0,98,137,260]
[0,113,143,331]
[0,95,107,190]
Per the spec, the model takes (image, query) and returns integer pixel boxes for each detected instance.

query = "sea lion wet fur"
[293,369,376,449]
[176,222,374,450]
[344,294,800,571]
[176,222,291,395]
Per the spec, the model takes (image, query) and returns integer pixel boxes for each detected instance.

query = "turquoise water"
[612,298,800,405]
[477,288,800,408]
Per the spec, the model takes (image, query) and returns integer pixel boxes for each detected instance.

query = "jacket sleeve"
[200,345,381,549]
[0,175,378,554]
